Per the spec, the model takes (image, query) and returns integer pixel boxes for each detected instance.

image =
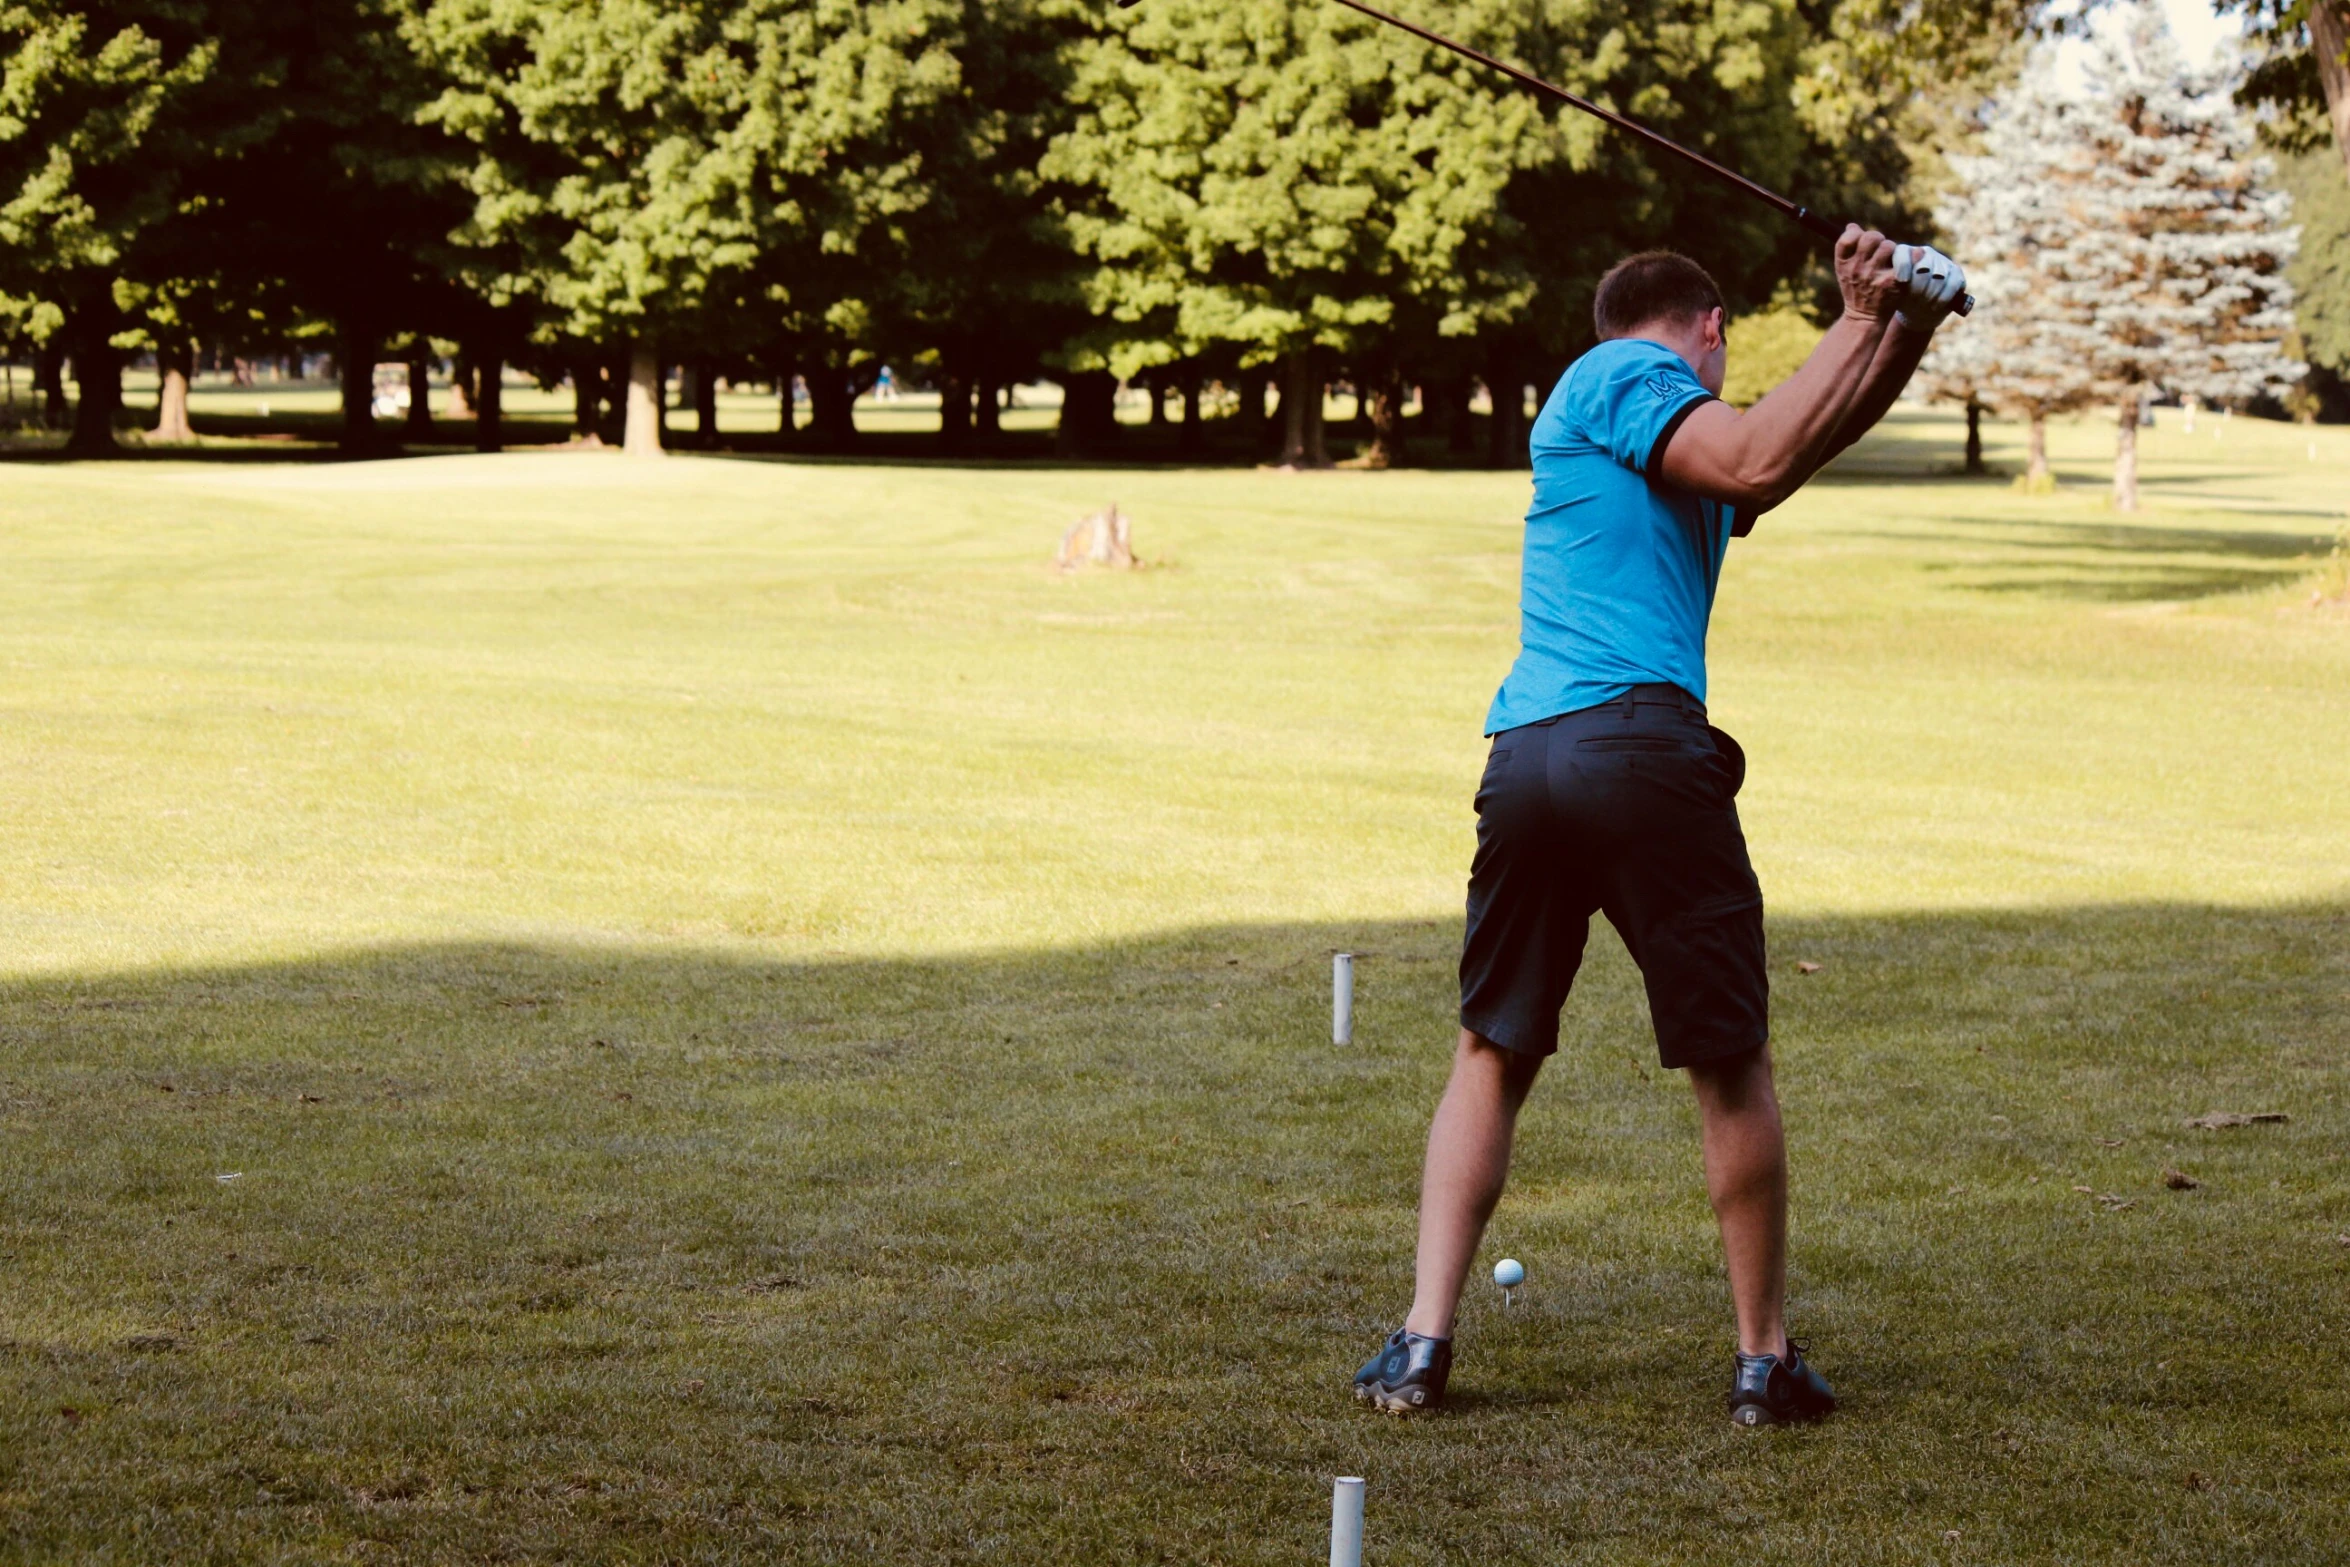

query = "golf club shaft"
[1317,0,1972,314]
[1327,0,1835,239]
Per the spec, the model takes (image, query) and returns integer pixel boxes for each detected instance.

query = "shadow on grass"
[1841,515,2340,602]
[2,901,2346,1562]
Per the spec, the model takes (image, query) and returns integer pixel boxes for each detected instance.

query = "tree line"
[2,0,2332,465]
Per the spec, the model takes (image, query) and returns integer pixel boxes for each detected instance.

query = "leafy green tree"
[420,0,996,455]
[2222,0,2350,184]
[2278,147,2350,399]
[420,0,764,455]
[207,0,467,452]
[874,0,1091,452]
[1048,0,1531,465]
[0,2,219,453]
[1048,0,2024,467]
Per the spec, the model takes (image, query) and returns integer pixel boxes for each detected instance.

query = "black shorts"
[1460,684,1768,1069]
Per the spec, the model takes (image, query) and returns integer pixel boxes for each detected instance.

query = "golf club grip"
[1809,210,1975,317]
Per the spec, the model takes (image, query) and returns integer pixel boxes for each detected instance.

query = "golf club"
[1114,0,1972,316]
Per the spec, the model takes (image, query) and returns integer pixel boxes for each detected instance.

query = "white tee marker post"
[1332,953,1355,1045]
[1331,1476,1366,1567]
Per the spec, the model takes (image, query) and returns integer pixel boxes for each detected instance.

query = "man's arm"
[1819,316,1934,462]
[1819,246,1967,460]
[1656,226,1902,514]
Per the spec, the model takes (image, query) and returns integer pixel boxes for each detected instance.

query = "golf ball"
[1493,1258,1525,1289]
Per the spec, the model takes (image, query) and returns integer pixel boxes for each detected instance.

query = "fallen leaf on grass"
[1795,961,1822,975]
[2184,1111,2288,1130]
[121,1333,177,1351]
[2095,1138,2125,1148]
[2162,1167,2199,1190]
[2097,1194,2137,1211]
[215,1172,243,1183]
[2072,1185,2094,1194]
[297,1093,325,1104]
[2182,1470,2212,1491]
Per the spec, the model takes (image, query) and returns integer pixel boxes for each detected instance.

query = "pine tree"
[1921,51,2104,487]
[1926,6,2302,508]
[2044,2,2300,509]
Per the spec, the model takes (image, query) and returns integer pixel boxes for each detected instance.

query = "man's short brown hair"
[1593,251,1725,340]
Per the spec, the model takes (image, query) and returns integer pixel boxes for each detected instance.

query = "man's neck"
[1620,319,1707,374]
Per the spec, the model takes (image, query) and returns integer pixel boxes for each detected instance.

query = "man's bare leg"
[1402,1029,1543,1340]
[1686,1045,1788,1358]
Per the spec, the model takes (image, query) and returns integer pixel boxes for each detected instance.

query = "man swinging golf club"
[1353,229,1966,1425]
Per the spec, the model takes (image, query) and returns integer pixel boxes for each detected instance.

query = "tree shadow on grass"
[2,901,2346,1562]
[1841,516,2340,602]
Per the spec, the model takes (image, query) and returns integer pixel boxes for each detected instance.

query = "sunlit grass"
[1,409,2347,1563]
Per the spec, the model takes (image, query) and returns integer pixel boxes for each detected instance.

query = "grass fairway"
[3,408,2348,1564]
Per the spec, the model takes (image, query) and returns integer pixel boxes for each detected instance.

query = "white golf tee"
[1331,1476,1365,1567]
[1332,953,1354,1045]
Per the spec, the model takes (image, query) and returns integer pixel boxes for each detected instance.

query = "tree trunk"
[975,377,1001,438]
[1179,369,1203,454]
[1363,373,1406,469]
[2311,0,2350,181]
[624,341,664,458]
[694,360,719,449]
[1277,352,1327,467]
[339,323,378,453]
[407,358,434,442]
[2112,396,2139,512]
[446,356,475,420]
[776,363,799,439]
[1239,367,1274,451]
[566,356,599,443]
[1444,374,1477,455]
[2025,412,2048,483]
[1147,373,1167,428]
[601,355,627,441]
[64,312,120,457]
[1055,370,1118,456]
[939,367,972,451]
[1485,342,1524,469]
[37,340,68,429]
[474,353,503,453]
[1964,399,1984,475]
[808,366,858,446]
[153,343,196,444]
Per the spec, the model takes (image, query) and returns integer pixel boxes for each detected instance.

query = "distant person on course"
[1352,229,1967,1427]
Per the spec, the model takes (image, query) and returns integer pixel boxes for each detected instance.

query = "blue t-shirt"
[1484,338,1746,736]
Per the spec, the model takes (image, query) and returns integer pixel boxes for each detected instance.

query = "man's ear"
[1706,307,1727,352]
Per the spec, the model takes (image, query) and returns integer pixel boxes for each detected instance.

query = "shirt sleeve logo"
[1645,373,1689,402]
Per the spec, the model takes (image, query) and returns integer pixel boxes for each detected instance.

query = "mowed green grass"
[2,409,2348,1564]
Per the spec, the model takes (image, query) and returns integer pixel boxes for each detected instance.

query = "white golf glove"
[1892,243,1966,329]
